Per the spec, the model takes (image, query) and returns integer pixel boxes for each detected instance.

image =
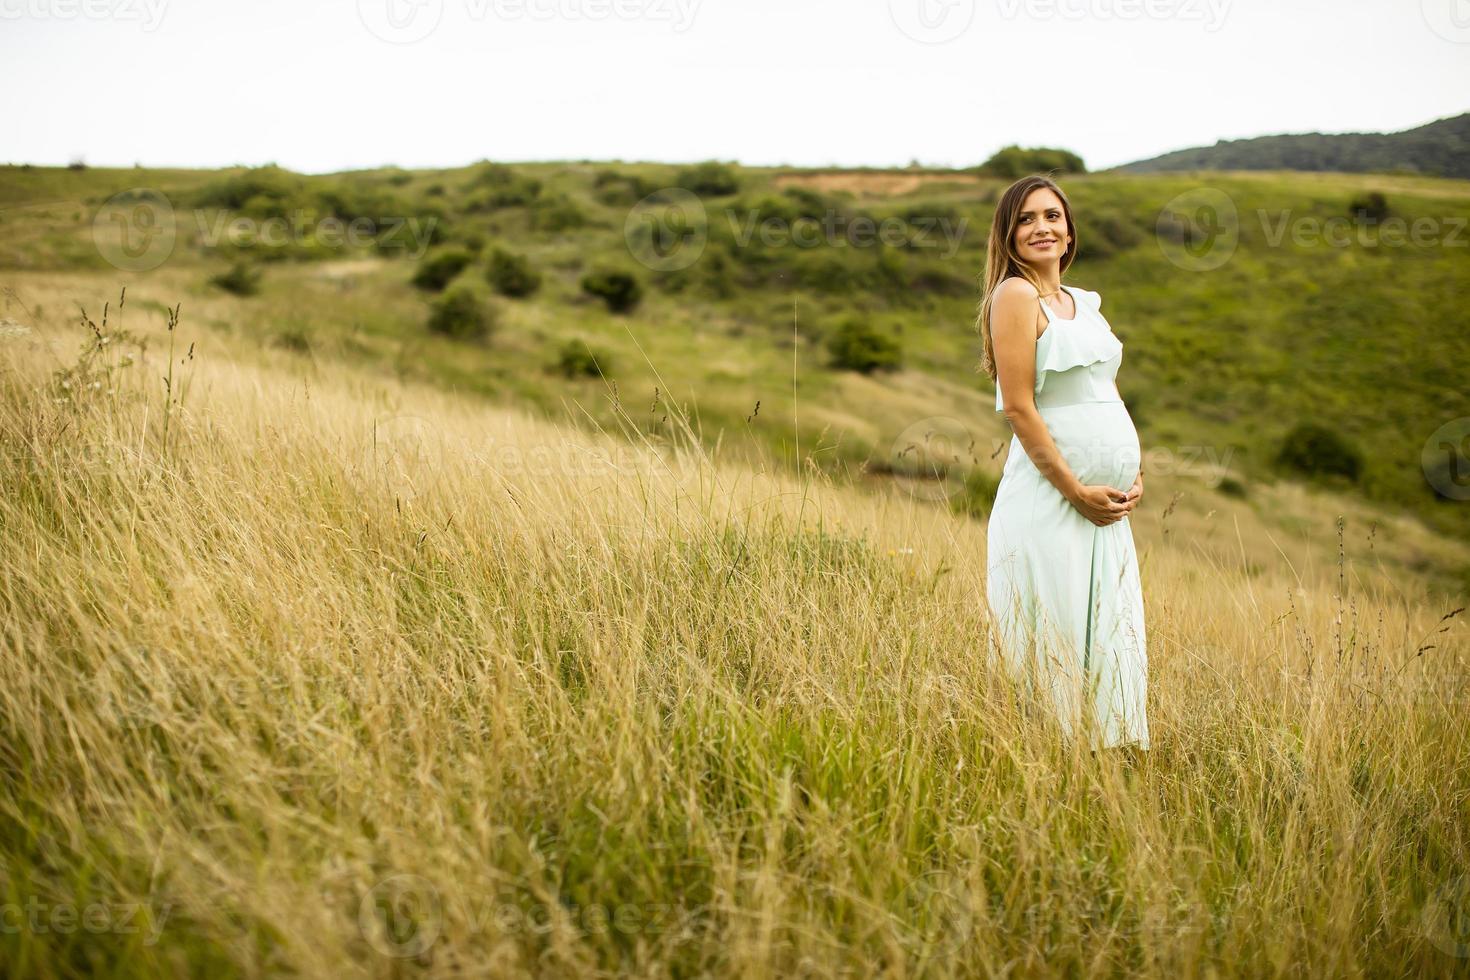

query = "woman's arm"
[992,280,1130,526]
[1115,381,1144,506]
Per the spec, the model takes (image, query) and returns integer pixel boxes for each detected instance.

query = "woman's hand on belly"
[1068,483,1133,527]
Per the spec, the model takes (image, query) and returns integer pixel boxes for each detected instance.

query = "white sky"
[2,0,1467,174]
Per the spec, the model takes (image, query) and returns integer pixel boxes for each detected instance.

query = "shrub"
[411,248,474,291]
[783,186,832,221]
[581,267,643,314]
[1216,475,1248,498]
[426,283,497,342]
[485,247,541,298]
[194,165,314,220]
[826,318,902,374]
[592,169,656,206]
[951,467,1002,519]
[977,145,1086,179]
[530,194,588,232]
[555,339,612,378]
[271,323,312,354]
[1349,191,1390,223]
[1274,421,1362,482]
[1083,212,1145,258]
[208,261,262,297]
[374,212,448,257]
[675,161,740,197]
[467,163,542,209]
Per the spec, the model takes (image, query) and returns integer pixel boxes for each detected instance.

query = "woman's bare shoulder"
[991,277,1040,324]
[994,276,1040,300]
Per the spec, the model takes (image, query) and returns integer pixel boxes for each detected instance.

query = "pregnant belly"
[1040,401,1141,491]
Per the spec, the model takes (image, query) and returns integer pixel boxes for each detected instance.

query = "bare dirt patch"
[773,171,988,198]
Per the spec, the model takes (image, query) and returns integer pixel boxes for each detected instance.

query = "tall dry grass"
[1,289,1467,978]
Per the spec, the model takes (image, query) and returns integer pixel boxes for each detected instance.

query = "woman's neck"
[1025,264,1063,297]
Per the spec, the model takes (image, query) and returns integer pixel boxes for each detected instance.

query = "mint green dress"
[986,284,1149,750]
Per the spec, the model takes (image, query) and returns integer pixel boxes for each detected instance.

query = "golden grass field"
[2,276,1468,977]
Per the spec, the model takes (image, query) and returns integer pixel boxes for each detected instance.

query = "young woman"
[975,174,1149,755]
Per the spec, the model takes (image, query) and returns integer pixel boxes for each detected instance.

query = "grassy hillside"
[2,159,1469,597]
[1114,112,1470,180]
[1,287,1468,976]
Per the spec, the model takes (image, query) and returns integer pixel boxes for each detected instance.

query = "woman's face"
[1012,187,1071,266]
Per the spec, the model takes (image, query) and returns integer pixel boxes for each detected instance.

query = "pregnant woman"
[976,175,1149,755]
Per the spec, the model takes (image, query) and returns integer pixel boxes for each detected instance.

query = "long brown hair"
[973,175,1079,381]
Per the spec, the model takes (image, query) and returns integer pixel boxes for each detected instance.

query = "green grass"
[2,160,1468,554]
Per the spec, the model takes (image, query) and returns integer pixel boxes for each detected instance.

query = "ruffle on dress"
[1035,317,1122,378]
[992,287,1122,413]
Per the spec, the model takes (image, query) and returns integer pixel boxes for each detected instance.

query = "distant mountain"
[1112,112,1470,179]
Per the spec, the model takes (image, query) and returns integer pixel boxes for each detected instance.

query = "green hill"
[1113,112,1470,179]
[2,159,1468,585]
